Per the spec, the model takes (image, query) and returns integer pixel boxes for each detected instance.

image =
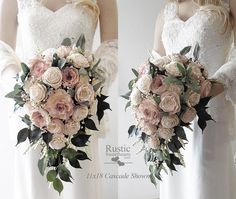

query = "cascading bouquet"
[5,35,110,194]
[122,44,214,186]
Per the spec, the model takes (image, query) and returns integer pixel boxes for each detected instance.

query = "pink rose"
[181,107,197,123]
[157,127,175,140]
[150,75,164,94]
[72,105,89,122]
[47,119,65,134]
[30,108,50,128]
[200,80,212,98]
[187,90,201,107]
[62,67,80,88]
[159,91,181,115]
[161,114,179,129]
[137,99,161,125]
[140,121,157,135]
[75,83,95,104]
[167,84,184,95]
[29,57,49,78]
[45,89,74,120]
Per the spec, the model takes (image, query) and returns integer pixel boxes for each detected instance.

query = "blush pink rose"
[75,83,95,104]
[62,67,80,88]
[47,119,65,134]
[138,62,149,76]
[158,127,175,140]
[161,114,179,129]
[150,75,164,94]
[187,90,201,107]
[159,91,181,115]
[57,46,72,58]
[170,53,188,63]
[45,89,74,120]
[137,99,161,125]
[30,108,50,128]
[200,80,212,98]
[29,57,49,78]
[140,121,158,135]
[181,107,197,123]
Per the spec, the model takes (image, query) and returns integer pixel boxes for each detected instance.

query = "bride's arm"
[0,0,21,89]
[93,0,118,93]
[210,0,236,101]
[153,10,166,56]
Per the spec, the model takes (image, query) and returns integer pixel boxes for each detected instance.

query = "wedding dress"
[0,0,117,199]
[159,1,236,199]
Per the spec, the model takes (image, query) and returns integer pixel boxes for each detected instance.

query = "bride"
[153,0,236,198]
[0,0,117,199]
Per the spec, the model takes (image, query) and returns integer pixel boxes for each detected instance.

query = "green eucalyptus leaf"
[47,170,57,182]
[180,46,191,55]
[61,38,72,46]
[38,156,48,176]
[177,63,186,76]
[132,68,139,77]
[193,42,200,61]
[53,178,64,195]
[58,164,73,183]
[76,34,86,51]
[16,128,29,146]
[61,148,78,160]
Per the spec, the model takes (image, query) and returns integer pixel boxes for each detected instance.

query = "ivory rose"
[49,134,67,150]
[29,83,47,103]
[75,83,95,103]
[130,87,142,106]
[181,107,197,123]
[159,91,181,115]
[42,67,62,89]
[29,57,49,78]
[158,127,175,140]
[200,80,212,98]
[187,90,201,107]
[170,53,188,63]
[57,46,72,58]
[138,62,149,75]
[67,53,90,68]
[140,121,157,135]
[42,48,56,63]
[187,62,202,79]
[137,99,161,125]
[161,114,179,129]
[151,56,171,71]
[136,74,152,94]
[72,105,89,122]
[62,67,80,88]
[64,119,81,136]
[45,89,74,120]
[47,119,65,134]
[30,108,50,128]
[165,62,184,77]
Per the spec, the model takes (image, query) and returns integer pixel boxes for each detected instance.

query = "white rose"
[57,46,72,58]
[29,83,47,103]
[72,105,89,122]
[42,48,56,63]
[84,50,94,64]
[42,67,62,89]
[161,114,179,129]
[64,119,81,136]
[136,74,152,94]
[165,62,183,77]
[187,62,202,79]
[158,127,175,140]
[23,101,34,115]
[67,53,90,68]
[49,134,67,150]
[47,119,65,134]
[130,87,142,106]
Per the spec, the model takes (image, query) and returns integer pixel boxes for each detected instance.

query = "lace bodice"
[162,1,233,77]
[16,0,98,60]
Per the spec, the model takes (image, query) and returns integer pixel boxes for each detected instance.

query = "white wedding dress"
[160,1,236,199]
[0,0,117,199]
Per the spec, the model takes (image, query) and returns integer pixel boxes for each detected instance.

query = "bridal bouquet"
[122,45,214,186]
[5,35,110,194]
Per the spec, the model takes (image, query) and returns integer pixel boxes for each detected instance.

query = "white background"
[118,0,165,199]
[0,0,165,198]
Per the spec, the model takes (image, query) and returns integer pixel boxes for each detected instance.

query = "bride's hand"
[208,81,225,97]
